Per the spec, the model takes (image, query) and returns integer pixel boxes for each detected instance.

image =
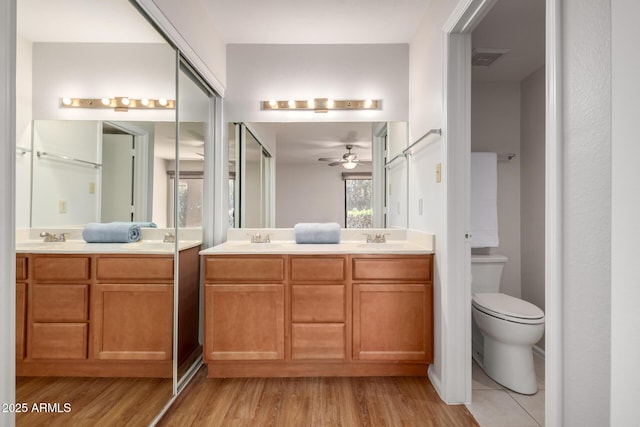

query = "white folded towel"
[470,152,499,248]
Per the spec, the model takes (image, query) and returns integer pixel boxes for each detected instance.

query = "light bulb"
[121,97,130,106]
[140,98,150,106]
[288,99,296,108]
[101,97,111,106]
[62,97,72,106]
[326,99,335,108]
[268,99,277,107]
[364,99,373,108]
[343,161,357,170]
[307,98,315,108]
[158,98,168,106]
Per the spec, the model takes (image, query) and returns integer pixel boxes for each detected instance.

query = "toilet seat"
[473,293,544,325]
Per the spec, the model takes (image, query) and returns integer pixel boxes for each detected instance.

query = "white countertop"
[16,240,202,255]
[199,240,433,255]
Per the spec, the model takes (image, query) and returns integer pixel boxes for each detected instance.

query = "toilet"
[471,254,544,395]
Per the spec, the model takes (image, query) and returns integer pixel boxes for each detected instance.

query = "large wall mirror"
[229,121,408,229]
[15,0,188,424]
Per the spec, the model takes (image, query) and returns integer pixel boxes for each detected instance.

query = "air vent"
[472,48,510,67]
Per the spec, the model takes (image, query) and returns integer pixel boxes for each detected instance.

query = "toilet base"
[482,335,538,395]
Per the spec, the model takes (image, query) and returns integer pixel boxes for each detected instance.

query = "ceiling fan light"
[343,160,358,169]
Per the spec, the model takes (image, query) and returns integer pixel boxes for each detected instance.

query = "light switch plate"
[436,163,442,183]
[59,200,67,214]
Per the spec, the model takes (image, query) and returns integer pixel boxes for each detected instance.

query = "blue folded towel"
[294,222,341,244]
[112,221,158,228]
[82,222,141,243]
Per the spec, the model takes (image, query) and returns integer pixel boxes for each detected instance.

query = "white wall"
[153,154,169,228]
[31,120,101,227]
[31,43,176,122]
[471,82,521,298]
[611,0,640,424]
[408,0,458,395]
[520,66,545,349]
[276,162,346,228]
[15,35,31,228]
[225,44,409,123]
[562,0,611,425]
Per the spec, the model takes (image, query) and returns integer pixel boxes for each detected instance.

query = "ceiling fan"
[318,145,370,169]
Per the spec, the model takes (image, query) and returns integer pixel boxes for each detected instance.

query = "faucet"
[40,231,67,242]
[163,232,175,243]
[363,233,390,243]
[247,233,270,243]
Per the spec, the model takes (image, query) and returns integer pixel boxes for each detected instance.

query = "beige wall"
[520,66,545,348]
[471,82,522,299]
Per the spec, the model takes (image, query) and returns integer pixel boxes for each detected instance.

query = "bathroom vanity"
[15,240,201,378]
[200,231,434,378]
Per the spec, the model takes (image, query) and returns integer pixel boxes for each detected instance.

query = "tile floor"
[466,353,545,427]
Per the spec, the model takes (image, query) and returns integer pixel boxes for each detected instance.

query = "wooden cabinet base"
[16,360,172,378]
[207,362,428,378]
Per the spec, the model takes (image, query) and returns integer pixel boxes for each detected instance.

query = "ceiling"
[201,0,431,44]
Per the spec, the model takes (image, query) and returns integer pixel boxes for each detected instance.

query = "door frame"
[441,1,561,426]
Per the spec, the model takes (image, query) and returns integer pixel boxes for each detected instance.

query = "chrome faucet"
[363,233,390,243]
[247,233,270,243]
[40,232,67,242]
[163,232,175,243]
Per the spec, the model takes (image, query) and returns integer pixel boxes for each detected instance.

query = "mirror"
[229,121,408,228]
[16,0,176,424]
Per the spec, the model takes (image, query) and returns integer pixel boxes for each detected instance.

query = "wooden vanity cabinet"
[16,246,201,378]
[92,255,174,361]
[28,255,91,360]
[352,255,433,362]
[202,252,433,378]
[15,256,27,360]
[204,256,285,361]
[290,256,346,361]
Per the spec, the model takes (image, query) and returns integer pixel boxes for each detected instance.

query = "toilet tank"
[471,254,508,293]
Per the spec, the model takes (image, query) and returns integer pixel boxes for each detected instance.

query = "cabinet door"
[16,282,26,359]
[353,283,432,361]
[204,284,284,361]
[92,283,173,361]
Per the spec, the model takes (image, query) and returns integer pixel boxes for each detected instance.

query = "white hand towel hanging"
[470,152,499,248]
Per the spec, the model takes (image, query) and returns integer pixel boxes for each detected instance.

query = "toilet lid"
[473,293,544,322]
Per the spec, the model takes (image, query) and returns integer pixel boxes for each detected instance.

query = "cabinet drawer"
[292,285,345,322]
[32,284,89,322]
[97,257,174,281]
[33,257,90,281]
[352,256,431,281]
[30,323,88,360]
[205,256,284,282]
[16,257,27,281]
[290,257,346,282]
[292,323,345,360]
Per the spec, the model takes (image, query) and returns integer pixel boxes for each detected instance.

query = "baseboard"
[533,344,546,359]
[427,364,444,400]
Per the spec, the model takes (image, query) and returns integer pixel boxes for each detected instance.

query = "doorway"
[442,0,560,426]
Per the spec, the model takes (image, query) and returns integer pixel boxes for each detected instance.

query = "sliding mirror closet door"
[15,0,177,425]
[175,60,216,386]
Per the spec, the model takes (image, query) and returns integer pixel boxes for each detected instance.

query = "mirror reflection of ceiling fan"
[318,145,370,169]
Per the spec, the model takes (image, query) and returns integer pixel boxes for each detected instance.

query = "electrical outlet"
[89,182,95,194]
[59,200,67,214]
[436,163,442,183]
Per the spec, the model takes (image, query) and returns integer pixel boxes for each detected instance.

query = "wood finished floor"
[159,366,479,427]
[16,376,172,427]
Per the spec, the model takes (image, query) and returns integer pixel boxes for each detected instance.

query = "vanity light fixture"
[60,96,175,111]
[261,98,379,113]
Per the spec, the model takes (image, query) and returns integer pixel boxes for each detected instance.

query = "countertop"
[200,240,433,255]
[16,240,202,254]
